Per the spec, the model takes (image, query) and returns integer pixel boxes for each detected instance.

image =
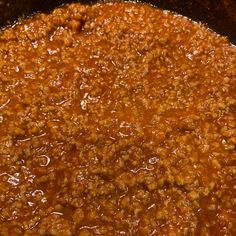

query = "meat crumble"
[0,2,235,235]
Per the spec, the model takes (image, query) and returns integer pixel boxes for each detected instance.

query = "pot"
[0,0,236,44]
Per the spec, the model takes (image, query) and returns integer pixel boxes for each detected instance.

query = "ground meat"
[0,2,235,235]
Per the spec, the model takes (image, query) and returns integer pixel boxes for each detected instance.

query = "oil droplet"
[148,157,159,164]
[32,189,44,197]
[38,155,51,167]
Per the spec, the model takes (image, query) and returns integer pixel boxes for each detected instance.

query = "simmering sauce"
[0,2,235,235]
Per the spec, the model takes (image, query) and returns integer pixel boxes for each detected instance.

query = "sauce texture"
[0,2,235,235]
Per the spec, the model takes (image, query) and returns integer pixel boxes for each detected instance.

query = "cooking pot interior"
[0,0,235,44]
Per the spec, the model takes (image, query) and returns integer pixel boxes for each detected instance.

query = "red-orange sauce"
[0,2,235,235]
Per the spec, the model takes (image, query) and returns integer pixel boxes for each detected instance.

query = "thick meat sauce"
[0,2,235,235]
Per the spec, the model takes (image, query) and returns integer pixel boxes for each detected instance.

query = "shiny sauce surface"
[0,2,235,235]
